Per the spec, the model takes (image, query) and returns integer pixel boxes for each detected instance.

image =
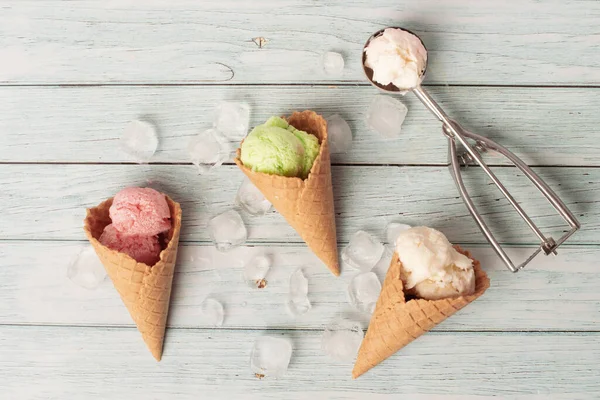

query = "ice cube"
[235,178,272,216]
[214,101,251,140]
[67,246,107,290]
[372,246,394,280]
[347,271,382,314]
[286,267,311,316]
[341,230,385,272]
[386,222,412,244]
[244,253,271,289]
[120,120,158,163]
[187,128,231,175]
[367,95,408,138]
[200,297,224,327]
[321,318,364,362]
[250,336,293,378]
[208,210,248,252]
[323,52,344,75]
[287,295,311,317]
[326,114,353,153]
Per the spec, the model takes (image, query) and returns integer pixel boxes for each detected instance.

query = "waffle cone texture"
[235,110,340,276]
[352,246,490,378]
[83,195,182,361]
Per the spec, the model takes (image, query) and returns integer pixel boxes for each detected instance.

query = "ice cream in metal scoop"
[363,27,580,273]
[363,27,427,92]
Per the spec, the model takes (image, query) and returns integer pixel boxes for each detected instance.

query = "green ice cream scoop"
[241,119,305,177]
[288,124,320,178]
[241,116,321,179]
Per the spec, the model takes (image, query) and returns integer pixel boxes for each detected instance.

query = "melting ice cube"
[367,95,408,138]
[67,246,107,290]
[120,120,159,163]
[321,318,364,362]
[200,297,224,327]
[208,210,248,252]
[286,268,311,316]
[187,128,231,174]
[372,246,394,279]
[235,178,272,216]
[385,222,412,245]
[323,52,344,75]
[244,253,271,289]
[347,271,381,314]
[250,336,293,378]
[214,101,251,140]
[341,230,384,272]
[326,114,353,154]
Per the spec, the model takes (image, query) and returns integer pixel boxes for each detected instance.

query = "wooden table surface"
[2,1,599,399]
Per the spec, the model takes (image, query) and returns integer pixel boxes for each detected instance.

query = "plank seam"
[0,323,598,334]
[3,162,600,169]
[2,239,600,247]
[1,83,600,89]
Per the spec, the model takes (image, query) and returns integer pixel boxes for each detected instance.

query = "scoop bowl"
[362,26,428,92]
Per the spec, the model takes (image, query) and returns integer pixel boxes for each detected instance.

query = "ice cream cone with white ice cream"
[235,111,340,275]
[352,226,489,378]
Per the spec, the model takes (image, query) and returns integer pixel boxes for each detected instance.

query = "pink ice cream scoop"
[99,224,162,265]
[109,187,172,236]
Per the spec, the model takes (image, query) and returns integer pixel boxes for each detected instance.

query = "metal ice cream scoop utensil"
[362,27,580,272]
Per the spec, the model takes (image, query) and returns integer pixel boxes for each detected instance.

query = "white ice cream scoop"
[362,27,580,273]
[363,27,427,91]
[395,227,475,300]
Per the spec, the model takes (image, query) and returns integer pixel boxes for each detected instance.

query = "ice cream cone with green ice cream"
[235,111,340,275]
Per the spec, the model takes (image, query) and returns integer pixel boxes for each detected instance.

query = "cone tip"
[329,263,341,276]
[151,347,163,361]
[351,364,365,379]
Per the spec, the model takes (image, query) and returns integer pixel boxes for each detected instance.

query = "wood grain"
[1,325,599,398]
[0,164,595,244]
[1,1,599,84]
[2,2,599,397]
[1,86,599,166]
[1,242,598,331]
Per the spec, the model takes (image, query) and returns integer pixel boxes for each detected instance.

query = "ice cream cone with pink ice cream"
[84,187,182,361]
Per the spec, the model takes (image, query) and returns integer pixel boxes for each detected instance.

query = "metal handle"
[411,86,580,272]
[450,125,581,234]
[450,125,580,252]
[446,136,518,271]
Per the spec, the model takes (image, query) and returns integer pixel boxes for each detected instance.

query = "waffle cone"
[235,110,339,275]
[352,246,490,378]
[83,195,182,361]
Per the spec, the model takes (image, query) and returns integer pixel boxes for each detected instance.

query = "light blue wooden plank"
[1,326,598,398]
[1,242,598,331]
[0,165,595,244]
[1,1,599,84]
[1,86,599,166]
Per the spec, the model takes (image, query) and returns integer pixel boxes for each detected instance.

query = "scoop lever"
[413,86,580,272]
